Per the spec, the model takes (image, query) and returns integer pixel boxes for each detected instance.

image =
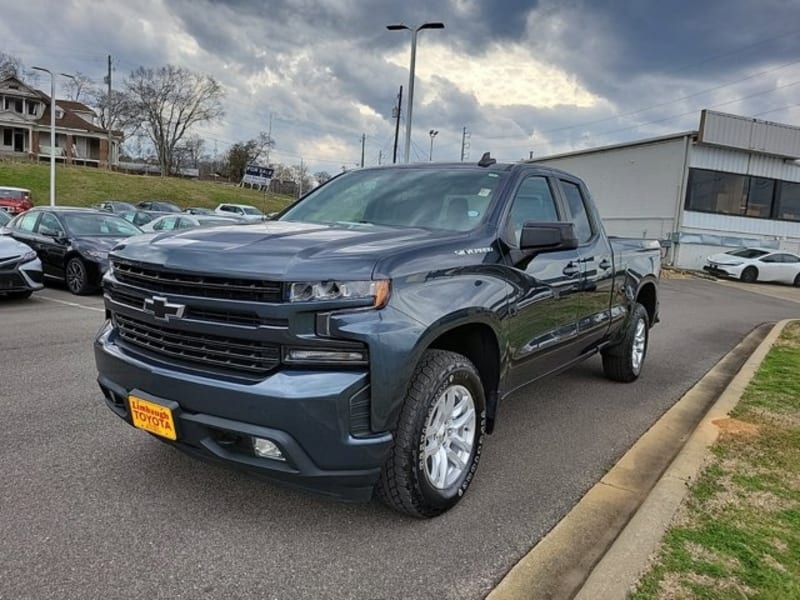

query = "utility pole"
[460,127,467,161]
[298,157,304,198]
[106,55,112,169]
[392,85,403,164]
[360,133,366,167]
[529,150,534,160]
[378,150,382,165]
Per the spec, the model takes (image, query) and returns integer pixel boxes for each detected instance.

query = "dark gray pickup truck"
[95,158,661,517]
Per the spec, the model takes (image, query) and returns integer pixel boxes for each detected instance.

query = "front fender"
[328,271,511,432]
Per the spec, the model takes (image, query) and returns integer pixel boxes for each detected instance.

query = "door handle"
[562,262,580,277]
[599,258,612,270]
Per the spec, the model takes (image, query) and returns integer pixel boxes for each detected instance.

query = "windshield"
[0,211,10,226]
[242,207,263,215]
[63,213,143,237]
[727,248,768,258]
[279,168,507,232]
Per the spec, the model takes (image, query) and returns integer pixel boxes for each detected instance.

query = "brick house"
[0,76,122,167]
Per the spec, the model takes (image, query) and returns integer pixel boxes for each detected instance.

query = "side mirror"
[520,222,579,252]
[40,226,66,241]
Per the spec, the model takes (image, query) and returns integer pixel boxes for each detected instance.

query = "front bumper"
[0,257,44,293]
[94,322,392,502]
[703,263,742,279]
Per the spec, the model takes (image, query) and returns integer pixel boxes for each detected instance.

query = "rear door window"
[559,180,594,244]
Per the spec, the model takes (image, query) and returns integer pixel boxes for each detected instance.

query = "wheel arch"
[425,320,502,433]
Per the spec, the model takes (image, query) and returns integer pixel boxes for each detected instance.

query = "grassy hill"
[0,160,293,213]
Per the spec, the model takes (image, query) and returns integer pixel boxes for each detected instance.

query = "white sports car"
[704,248,800,286]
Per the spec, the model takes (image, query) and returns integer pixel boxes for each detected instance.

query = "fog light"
[284,348,367,364]
[253,437,285,461]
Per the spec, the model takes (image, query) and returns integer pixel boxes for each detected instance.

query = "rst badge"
[143,296,186,322]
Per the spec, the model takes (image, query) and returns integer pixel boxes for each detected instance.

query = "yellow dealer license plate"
[129,395,177,441]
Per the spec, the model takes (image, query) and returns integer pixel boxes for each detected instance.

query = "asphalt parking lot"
[1,279,798,599]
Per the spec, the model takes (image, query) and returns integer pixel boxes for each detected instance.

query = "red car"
[0,187,33,215]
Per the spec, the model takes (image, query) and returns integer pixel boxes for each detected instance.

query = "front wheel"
[376,349,486,518]
[794,273,800,288]
[602,303,649,383]
[65,257,93,295]
[740,266,758,284]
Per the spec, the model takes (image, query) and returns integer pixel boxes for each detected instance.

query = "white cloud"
[387,42,601,109]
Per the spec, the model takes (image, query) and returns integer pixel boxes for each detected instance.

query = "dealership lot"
[1,279,798,599]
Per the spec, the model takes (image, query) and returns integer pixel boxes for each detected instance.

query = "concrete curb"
[487,321,780,600]
[574,318,795,599]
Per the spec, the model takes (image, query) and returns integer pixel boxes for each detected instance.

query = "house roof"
[37,105,109,134]
[55,99,95,114]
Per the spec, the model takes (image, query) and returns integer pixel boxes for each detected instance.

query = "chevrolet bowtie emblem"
[143,296,186,322]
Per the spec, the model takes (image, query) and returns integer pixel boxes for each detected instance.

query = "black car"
[5,207,142,295]
[118,209,169,228]
[136,200,181,213]
[93,200,136,214]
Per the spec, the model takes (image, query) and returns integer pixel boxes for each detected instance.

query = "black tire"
[740,266,758,284]
[65,256,93,295]
[602,303,649,383]
[794,273,800,288]
[376,349,486,518]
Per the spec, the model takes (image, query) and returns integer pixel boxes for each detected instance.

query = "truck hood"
[111,221,458,280]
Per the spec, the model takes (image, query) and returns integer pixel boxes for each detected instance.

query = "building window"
[3,129,11,146]
[745,177,775,218]
[27,102,37,115]
[777,182,800,222]
[685,169,748,215]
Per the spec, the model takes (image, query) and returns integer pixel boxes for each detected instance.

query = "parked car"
[214,203,266,222]
[93,201,136,214]
[118,210,170,228]
[5,207,142,294]
[184,207,216,215]
[97,158,661,517]
[704,248,800,286]
[136,200,181,213]
[0,210,11,227]
[0,186,33,215]
[141,214,244,232]
[0,235,44,299]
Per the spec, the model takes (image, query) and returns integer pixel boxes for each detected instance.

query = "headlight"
[288,280,390,308]
[84,249,108,261]
[21,250,37,262]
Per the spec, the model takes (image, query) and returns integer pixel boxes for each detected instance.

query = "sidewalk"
[488,319,793,600]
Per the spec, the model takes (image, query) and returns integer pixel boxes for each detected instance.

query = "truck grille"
[107,287,286,328]
[112,261,283,302]
[113,313,280,376]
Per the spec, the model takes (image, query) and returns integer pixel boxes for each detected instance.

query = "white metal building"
[533,110,800,269]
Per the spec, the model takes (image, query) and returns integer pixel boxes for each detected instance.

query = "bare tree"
[89,88,140,135]
[126,65,224,175]
[0,52,31,81]
[63,71,95,102]
[314,171,332,185]
[174,133,205,170]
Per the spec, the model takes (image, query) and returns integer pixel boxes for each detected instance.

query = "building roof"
[37,105,109,134]
[531,131,697,163]
[55,99,96,114]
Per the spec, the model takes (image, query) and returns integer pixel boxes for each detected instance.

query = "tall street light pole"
[32,66,56,206]
[428,129,438,161]
[386,21,444,164]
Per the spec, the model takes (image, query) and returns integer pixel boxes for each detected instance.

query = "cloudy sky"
[2,0,799,174]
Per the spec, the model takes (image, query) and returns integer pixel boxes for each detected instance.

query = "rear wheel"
[794,273,800,287]
[65,257,93,295]
[376,349,486,518]
[740,266,758,284]
[602,303,649,383]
